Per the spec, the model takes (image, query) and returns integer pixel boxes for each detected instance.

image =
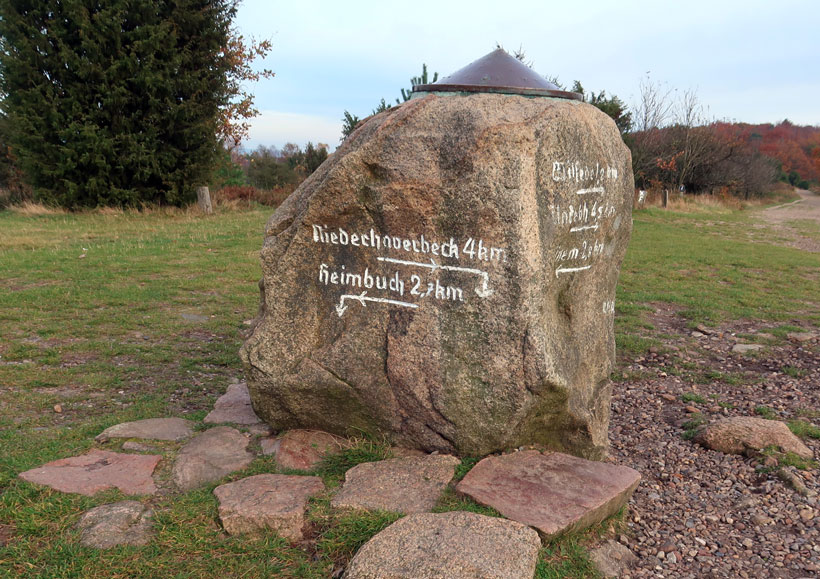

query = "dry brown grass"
[634,184,801,213]
[7,201,67,216]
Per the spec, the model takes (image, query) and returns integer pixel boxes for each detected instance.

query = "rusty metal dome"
[413,48,582,100]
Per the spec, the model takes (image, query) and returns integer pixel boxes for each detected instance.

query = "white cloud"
[244,110,342,152]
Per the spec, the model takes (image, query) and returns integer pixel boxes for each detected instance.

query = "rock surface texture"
[240,92,633,458]
[695,416,813,458]
[19,450,160,496]
[172,426,255,491]
[95,417,194,442]
[345,511,542,579]
[204,381,262,425]
[331,454,460,514]
[589,539,639,578]
[213,474,324,540]
[456,450,641,538]
[76,501,154,549]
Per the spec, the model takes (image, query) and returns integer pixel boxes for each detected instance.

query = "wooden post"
[662,189,669,208]
[196,186,212,214]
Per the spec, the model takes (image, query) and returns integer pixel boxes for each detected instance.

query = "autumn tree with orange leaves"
[0,0,271,207]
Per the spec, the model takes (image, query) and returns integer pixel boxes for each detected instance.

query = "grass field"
[1,200,818,577]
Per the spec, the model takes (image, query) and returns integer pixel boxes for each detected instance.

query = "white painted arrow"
[335,291,418,317]
[569,223,599,233]
[576,186,605,195]
[377,256,493,298]
[555,265,592,278]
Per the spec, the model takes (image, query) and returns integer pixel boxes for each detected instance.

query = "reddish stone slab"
[260,429,349,470]
[214,474,325,540]
[19,450,160,496]
[456,450,640,538]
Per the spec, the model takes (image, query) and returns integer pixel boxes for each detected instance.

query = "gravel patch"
[609,308,819,578]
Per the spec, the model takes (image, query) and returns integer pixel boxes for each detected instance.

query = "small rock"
[660,394,677,402]
[732,344,763,354]
[172,427,255,491]
[777,468,810,496]
[95,417,194,442]
[695,324,713,335]
[590,540,639,578]
[213,474,324,540]
[53,404,62,413]
[666,552,678,565]
[332,454,460,514]
[77,501,153,549]
[800,509,815,521]
[346,512,541,579]
[204,382,262,425]
[751,514,772,526]
[19,450,160,496]
[691,331,705,338]
[694,416,813,459]
[786,332,815,342]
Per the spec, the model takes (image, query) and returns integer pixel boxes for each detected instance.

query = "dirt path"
[755,189,820,252]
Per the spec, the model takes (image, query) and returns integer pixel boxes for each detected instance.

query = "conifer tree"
[0,0,267,207]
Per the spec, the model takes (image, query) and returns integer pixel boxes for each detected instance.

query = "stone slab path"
[332,454,461,514]
[457,450,641,539]
[19,449,161,496]
[15,378,648,573]
[214,474,324,540]
[346,511,542,579]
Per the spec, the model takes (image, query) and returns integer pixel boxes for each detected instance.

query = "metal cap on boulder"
[413,48,582,100]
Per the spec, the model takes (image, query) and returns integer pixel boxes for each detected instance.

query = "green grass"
[681,392,707,404]
[681,414,707,440]
[755,406,777,420]
[615,207,820,344]
[2,200,819,577]
[787,420,820,440]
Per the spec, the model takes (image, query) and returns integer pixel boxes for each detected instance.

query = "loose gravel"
[609,306,819,578]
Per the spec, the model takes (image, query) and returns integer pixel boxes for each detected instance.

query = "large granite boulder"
[240,91,633,458]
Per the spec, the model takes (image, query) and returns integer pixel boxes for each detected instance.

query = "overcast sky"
[233,0,819,151]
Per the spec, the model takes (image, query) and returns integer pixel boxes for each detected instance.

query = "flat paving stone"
[456,450,641,539]
[172,426,255,491]
[19,450,160,496]
[346,511,541,579]
[331,454,460,514]
[214,474,324,540]
[204,382,262,425]
[95,417,194,442]
[77,500,154,549]
[260,429,349,470]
